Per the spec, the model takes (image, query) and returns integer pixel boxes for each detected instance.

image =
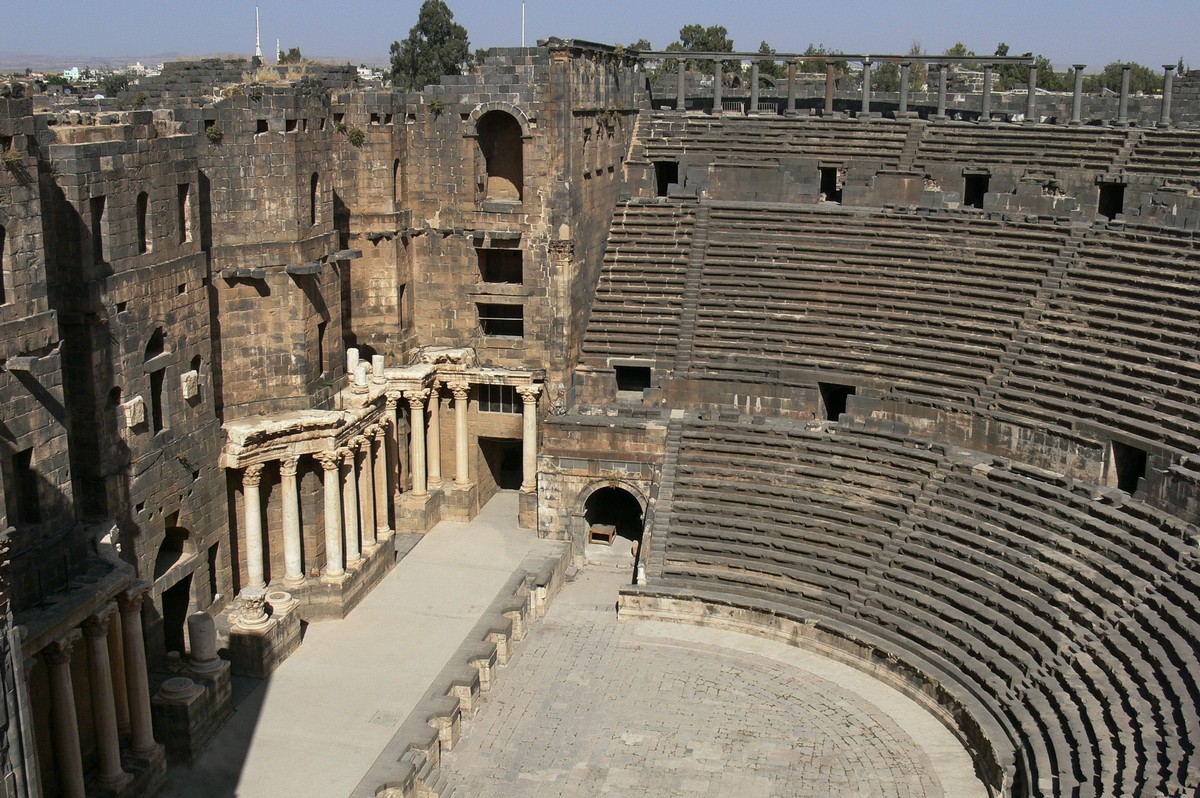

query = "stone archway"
[574,480,649,584]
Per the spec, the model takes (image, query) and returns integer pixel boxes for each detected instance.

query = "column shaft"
[46,635,85,798]
[518,386,541,492]
[1026,66,1038,122]
[357,437,376,547]
[936,65,948,117]
[711,58,722,113]
[241,463,266,589]
[450,385,471,487]
[373,428,390,535]
[786,61,797,114]
[1071,64,1085,125]
[406,391,429,497]
[860,59,871,114]
[1161,65,1176,126]
[899,63,910,113]
[118,589,157,756]
[83,610,126,790]
[749,62,760,114]
[427,385,442,486]
[1117,65,1131,124]
[676,61,686,111]
[341,448,361,564]
[107,612,130,736]
[280,456,304,584]
[318,453,344,578]
[981,64,993,121]
[824,64,836,113]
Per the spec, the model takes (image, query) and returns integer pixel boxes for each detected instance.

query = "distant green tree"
[389,0,471,91]
[627,39,653,52]
[756,41,786,81]
[99,73,129,96]
[795,43,848,76]
[943,41,978,70]
[873,61,901,93]
[1083,62,1163,94]
[278,47,303,65]
[46,73,72,87]
[662,24,736,75]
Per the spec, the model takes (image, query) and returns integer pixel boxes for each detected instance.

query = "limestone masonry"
[0,40,1199,798]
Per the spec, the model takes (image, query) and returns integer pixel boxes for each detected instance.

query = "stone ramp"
[158,492,568,798]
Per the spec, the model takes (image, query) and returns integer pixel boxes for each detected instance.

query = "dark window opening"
[144,327,165,360]
[154,513,190,579]
[477,248,523,284]
[1098,182,1125,221]
[479,438,523,490]
[615,365,652,393]
[370,113,381,125]
[150,368,167,433]
[479,384,520,413]
[0,223,6,304]
[654,161,678,197]
[393,159,401,204]
[11,448,40,525]
[136,191,151,253]
[256,119,269,134]
[398,283,406,328]
[819,167,843,203]
[819,382,856,422]
[384,113,394,125]
[310,172,319,226]
[317,320,327,374]
[964,173,989,209]
[285,118,298,132]
[177,183,191,244]
[478,303,523,337]
[207,542,220,604]
[1111,440,1147,494]
[90,195,106,264]
[477,111,524,202]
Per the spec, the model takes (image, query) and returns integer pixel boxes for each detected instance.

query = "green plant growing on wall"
[344,125,365,146]
[205,124,223,144]
[430,98,445,117]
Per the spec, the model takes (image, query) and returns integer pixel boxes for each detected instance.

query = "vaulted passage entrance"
[584,487,644,580]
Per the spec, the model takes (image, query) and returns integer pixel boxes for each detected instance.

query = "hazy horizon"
[1,1,1194,73]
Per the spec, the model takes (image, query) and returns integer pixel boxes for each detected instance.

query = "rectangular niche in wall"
[1108,439,1147,495]
[476,248,523,284]
[819,382,856,422]
[477,303,524,338]
[819,166,843,203]
[654,161,679,197]
[614,365,652,395]
[1098,181,1125,221]
[963,171,990,209]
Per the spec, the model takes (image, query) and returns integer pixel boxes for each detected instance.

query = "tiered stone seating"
[579,200,695,365]
[646,417,1200,797]
[913,123,1127,171]
[639,112,910,164]
[991,225,1200,453]
[688,205,1066,407]
[1125,130,1200,181]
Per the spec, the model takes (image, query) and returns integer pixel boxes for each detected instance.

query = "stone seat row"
[1125,130,1200,178]
[913,124,1127,170]
[650,418,1200,796]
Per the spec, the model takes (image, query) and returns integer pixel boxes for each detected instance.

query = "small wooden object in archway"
[588,524,616,545]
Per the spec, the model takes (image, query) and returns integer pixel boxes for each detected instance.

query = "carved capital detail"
[314,451,341,472]
[44,630,82,665]
[279,456,300,478]
[242,463,265,487]
[404,389,430,407]
[517,384,542,403]
[82,604,117,639]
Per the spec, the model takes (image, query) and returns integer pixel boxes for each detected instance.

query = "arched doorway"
[477,110,524,201]
[583,486,644,582]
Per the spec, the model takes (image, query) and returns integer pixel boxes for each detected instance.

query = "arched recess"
[574,479,650,583]
[473,108,527,202]
[143,327,170,433]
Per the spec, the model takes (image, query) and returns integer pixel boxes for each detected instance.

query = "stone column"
[1161,64,1176,126]
[357,433,377,548]
[45,632,85,798]
[279,455,304,586]
[241,463,266,590]
[786,61,797,114]
[340,446,361,565]
[711,58,722,114]
[518,385,542,492]
[1070,64,1086,125]
[405,390,429,497]
[83,607,128,790]
[981,63,993,121]
[1026,65,1038,123]
[373,424,391,536]
[117,586,157,757]
[1117,63,1132,124]
[427,382,442,487]
[107,610,130,736]
[860,58,871,114]
[676,60,686,111]
[898,62,910,113]
[749,62,760,114]
[385,393,403,498]
[824,64,836,113]
[936,64,948,118]
[315,452,344,579]
[448,382,471,488]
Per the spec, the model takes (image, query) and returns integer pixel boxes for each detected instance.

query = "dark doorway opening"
[1111,440,1147,494]
[819,382,856,422]
[819,166,842,203]
[584,487,645,581]
[1098,182,1125,221]
[480,438,523,490]
[963,173,989,209]
[161,573,193,656]
[154,516,190,579]
[654,161,678,197]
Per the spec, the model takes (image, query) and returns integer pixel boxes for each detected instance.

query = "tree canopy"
[663,24,736,74]
[389,0,471,91]
[278,47,303,65]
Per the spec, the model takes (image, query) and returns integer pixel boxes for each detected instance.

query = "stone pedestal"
[519,489,538,530]
[224,588,302,678]
[443,482,480,523]
[292,536,396,621]
[396,487,443,533]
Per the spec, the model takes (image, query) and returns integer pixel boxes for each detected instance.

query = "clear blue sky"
[1,0,1193,69]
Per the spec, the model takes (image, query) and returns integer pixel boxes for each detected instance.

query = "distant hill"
[0,51,390,73]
